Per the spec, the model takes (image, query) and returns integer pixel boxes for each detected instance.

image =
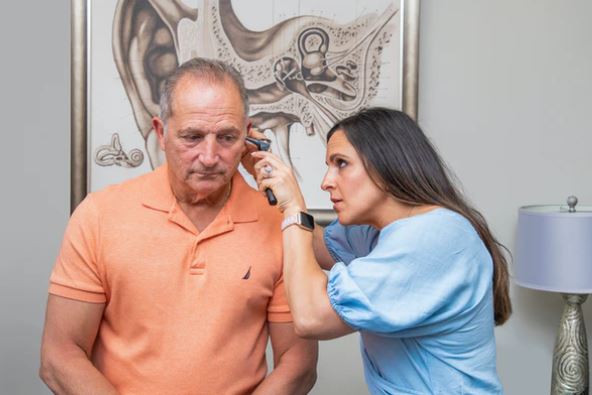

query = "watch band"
[281,212,315,232]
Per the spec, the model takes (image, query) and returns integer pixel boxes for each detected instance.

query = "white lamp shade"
[515,205,592,293]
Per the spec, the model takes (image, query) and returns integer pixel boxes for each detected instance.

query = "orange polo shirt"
[49,165,291,394]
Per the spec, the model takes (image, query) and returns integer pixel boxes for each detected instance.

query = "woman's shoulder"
[378,208,484,258]
[383,207,474,236]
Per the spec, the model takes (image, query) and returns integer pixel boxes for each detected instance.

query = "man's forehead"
[170,76,246,119]
[176,74,239,96]
[177,123,245,134]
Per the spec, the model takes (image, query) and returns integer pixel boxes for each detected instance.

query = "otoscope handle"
[265,188,277,205]
[246,136,278,206]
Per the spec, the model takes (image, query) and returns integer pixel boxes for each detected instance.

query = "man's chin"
[189,171,224,180]
[188,171,226,182]
[188,178,228,195]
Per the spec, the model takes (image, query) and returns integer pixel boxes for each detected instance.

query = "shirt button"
[190,261,206,275]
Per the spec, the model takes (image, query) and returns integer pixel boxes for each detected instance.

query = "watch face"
[300,212,315,230]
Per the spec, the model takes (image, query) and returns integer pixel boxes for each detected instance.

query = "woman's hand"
[252,151,307,214]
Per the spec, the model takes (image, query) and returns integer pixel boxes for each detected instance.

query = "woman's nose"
[321,169,335,191]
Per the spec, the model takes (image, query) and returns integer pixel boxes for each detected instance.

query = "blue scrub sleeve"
[326,219,493,337]
[323,220,379,264]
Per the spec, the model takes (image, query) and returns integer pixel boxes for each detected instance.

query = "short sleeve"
[324,220,379,264]
[267,271,293,323]
[49,195,107,303]
[326,218,492,337]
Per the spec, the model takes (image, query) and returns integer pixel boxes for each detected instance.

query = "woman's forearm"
[282,223,353,339]
[282,225,331,337]
[250,150,351,337]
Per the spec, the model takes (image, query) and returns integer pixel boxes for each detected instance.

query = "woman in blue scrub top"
[252,108,512,394]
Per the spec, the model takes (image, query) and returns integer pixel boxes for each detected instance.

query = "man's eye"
[183,134,203,141]
[218,134,238,143]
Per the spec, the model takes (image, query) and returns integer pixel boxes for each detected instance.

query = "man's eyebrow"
[216,127,242,135]
[178,127,204,134]
[177,127,242,135]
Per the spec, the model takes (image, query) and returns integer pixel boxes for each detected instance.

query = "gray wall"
[1,1,591,394]
[0,0,71,393]
[418,1,592,394]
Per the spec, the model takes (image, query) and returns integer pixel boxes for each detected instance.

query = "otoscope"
[246,136,278,206]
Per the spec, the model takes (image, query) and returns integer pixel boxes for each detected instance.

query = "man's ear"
[245,120,253,136]
[152,116,167,151]
[241,121,253,154]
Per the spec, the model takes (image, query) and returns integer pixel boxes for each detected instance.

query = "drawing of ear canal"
[113,0,398,172]
[113,0,197,169]
[113,0,179,128]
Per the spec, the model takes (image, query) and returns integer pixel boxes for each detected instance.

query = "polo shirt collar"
[141,164,260,224]
[141,164,176,212]
[225,171,260,224]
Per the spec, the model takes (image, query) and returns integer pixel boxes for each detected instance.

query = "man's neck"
[174,182,232,232]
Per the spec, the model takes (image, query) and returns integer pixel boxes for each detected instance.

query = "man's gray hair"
[159,57,249,126]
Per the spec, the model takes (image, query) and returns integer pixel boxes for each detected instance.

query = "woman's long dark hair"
[327,108,511,325]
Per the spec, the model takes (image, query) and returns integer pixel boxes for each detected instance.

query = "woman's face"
[321,130,391,227]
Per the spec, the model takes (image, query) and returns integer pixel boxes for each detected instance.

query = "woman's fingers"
[248,127,268,142]
[251,151,307,212]
[253,152,286,179]
[252,151,283,168]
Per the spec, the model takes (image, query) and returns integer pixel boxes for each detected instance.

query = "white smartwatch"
[281,212,315,232]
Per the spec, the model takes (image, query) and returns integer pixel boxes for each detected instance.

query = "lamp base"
[551,294,589,395]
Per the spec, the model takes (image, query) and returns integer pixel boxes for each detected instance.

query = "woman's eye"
[336,159,348,168]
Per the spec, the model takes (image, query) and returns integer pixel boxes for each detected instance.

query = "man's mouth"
[189,170,224,177]
[190,170,224,178]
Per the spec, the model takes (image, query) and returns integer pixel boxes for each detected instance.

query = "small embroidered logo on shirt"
[242,266,252,280]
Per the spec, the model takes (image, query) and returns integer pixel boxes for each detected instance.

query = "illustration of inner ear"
[112,0,196,168]
[298,27,356,101]
[214,0,398,170]
[113,0,397,173]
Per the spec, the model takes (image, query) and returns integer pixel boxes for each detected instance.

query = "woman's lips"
[331,198,343,210]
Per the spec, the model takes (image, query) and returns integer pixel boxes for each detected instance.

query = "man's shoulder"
[87,169,159,209]
[229,173,284,226]
[255,198,284,226]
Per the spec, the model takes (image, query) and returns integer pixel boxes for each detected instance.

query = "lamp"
[515,196,592,394]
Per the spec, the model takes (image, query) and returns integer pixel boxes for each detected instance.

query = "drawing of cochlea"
[113,0,398,170]
[95,133,144,168]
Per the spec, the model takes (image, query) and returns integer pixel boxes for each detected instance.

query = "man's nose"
[198,135,220,167]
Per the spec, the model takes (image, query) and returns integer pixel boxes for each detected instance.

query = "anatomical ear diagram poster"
[73,0,418,211]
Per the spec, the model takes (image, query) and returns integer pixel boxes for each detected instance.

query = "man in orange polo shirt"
[40,58,318,394]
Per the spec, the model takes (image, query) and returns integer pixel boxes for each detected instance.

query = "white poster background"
[89,0,402,209]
